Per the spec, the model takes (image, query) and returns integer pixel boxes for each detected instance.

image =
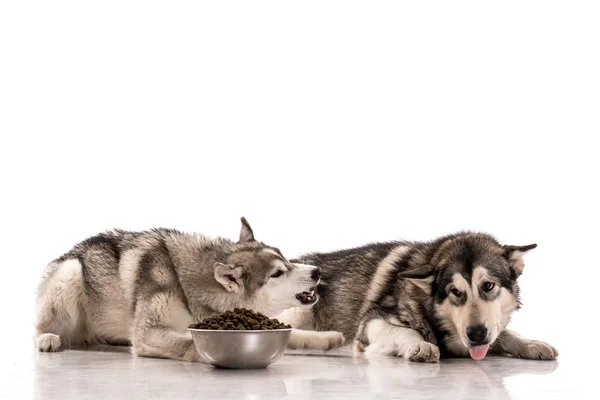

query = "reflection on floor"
[5,343,593,400]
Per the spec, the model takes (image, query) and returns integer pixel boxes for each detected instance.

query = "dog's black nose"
[466,325,488,345]
[311,267,321,281]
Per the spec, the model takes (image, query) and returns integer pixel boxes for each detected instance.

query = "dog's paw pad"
[37,333,61,352]
[406,342,440,363]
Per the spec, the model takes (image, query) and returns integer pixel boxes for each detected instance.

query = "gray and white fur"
[34,218,345,361]
[285,231,558,363]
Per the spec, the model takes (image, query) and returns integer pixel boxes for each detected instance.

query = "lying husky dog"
[34,218,344,360]
[284,231,558,362]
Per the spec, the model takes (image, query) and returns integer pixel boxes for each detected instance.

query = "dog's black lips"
[296,289,318,305]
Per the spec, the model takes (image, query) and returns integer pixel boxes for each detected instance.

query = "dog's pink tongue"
[469,344,489,360]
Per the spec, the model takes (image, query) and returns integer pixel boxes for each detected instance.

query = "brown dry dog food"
[188,308,292,330]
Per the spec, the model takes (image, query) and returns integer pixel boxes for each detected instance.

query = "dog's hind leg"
[360,319,440,363]
[131,290,199,362]
[34,259,87,352]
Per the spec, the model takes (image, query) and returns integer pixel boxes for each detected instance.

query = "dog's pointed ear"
[503,243,537,275]
[398,265,435,294]
[214,262,246,293]
[238,217,255,243]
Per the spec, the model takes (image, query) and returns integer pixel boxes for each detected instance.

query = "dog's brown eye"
[271,270,284,278]
[483,282,495,292]
[451,288,461,297]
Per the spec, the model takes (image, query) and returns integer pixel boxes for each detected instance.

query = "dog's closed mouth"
[469,344,490,360]
[296,290,318,305]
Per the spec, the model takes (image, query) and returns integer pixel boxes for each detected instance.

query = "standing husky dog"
[284,231,558,362]
[34,218,344,361]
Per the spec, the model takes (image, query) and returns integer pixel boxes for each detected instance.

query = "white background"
[1,1,598,362]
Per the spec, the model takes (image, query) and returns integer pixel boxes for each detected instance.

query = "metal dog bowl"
[189,328,292,369]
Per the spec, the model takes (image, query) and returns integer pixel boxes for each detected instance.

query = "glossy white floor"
[5,337,594,400]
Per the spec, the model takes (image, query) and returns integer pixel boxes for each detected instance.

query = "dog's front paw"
[405,342,440,363]
[37,333,61,352]
[308,331,345,350]
[288,330,345,350]
[322,331,346,350]
[513,340,558,360]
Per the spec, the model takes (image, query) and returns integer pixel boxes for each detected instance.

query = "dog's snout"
[466,325,488,345]
[311,267,321,281]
